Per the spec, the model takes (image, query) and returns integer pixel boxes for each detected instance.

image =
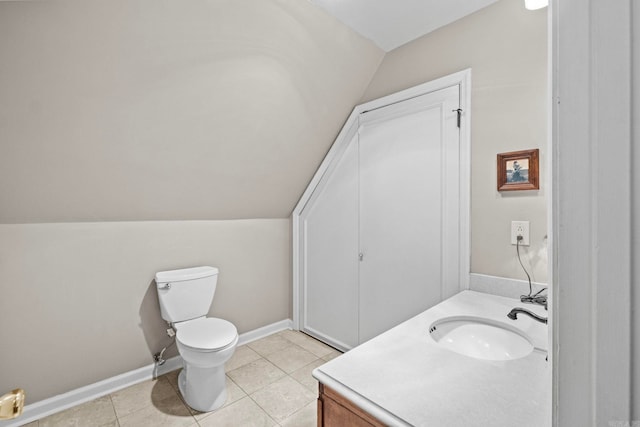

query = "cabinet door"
[303,132,360,349]
[358,85,460,342]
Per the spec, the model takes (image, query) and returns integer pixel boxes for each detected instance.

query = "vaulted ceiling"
[0,0,496,223]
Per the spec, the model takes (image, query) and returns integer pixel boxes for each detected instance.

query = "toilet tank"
[155,266,219,323]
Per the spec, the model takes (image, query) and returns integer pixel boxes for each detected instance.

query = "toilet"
[155,266,238,412]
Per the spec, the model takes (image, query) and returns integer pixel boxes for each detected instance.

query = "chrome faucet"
[507,308,548,324]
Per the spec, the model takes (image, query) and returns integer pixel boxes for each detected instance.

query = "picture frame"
[497,149,539,191]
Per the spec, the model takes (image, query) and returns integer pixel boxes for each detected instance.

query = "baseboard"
[469,273,547,299]
[237,318,293,346]
[0,357,182,427]
[1,318,293,427]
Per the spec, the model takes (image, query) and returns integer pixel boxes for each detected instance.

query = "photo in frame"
[497,149,539,191]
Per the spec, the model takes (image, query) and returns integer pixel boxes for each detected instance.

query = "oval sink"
[429,316,534,361]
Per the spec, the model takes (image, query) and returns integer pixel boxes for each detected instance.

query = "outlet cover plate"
[511,221,530,246]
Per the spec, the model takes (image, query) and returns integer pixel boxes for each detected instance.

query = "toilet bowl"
[155,266,238,412]
[174,317,238,412]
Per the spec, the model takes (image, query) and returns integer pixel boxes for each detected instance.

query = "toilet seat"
[176,317,238,352]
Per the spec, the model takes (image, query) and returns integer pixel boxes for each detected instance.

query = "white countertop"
[313,290,550,427]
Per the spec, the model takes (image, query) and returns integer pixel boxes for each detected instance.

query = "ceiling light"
[525,0,548,10]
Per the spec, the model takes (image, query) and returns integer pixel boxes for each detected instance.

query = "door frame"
[551,1,633,425]
[291,69,472,330]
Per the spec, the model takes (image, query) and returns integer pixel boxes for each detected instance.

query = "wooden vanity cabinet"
[317,383,386,427]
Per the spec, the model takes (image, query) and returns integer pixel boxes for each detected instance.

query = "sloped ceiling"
[310,0,499,51]
[0,0,383,223]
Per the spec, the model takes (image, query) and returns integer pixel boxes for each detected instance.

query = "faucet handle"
[520,294,547,310]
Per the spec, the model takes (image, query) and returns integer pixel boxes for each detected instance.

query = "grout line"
[106,394,120,427]
[244,353,315,425]
[278,397,316,426]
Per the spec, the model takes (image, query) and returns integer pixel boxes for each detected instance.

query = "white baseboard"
[237,319,293,346]
[0,357,182,427]
[469,273,547,299]
[2,318,293,427]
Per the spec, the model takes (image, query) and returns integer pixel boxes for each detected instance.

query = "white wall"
[362,0,548,284]
[0,219,290,403]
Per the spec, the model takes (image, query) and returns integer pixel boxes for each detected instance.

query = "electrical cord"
[516,236,547,307]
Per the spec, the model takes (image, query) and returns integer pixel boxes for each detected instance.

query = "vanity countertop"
[312,290,550,427]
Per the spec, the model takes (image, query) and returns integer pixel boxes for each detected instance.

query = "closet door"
[358,85,460,342]
[302,129,360,350]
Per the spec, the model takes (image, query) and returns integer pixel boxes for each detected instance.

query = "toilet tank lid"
[155,266,218,283]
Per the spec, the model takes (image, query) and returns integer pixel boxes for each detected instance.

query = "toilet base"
[178,364,227,412]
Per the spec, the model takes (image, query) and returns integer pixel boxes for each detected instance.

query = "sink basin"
[429,316,534,361]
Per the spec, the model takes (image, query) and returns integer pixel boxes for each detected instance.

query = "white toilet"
[155,266,238,412]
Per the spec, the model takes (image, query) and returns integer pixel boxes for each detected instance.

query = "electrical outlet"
[511,221,530,246]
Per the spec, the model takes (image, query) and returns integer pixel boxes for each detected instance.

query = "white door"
[303,129,360,349]
[358,85,461,342]
[301,83,462,350]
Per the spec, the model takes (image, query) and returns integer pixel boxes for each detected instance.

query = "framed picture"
[497,149,539,191]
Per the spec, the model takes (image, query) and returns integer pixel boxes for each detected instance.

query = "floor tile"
[250,376,316,423]
[277,330,317,346]
[246,334,294,357]
[279,401,317,427]
[322,349,343,361]
[197,397,277,427]
[290,359,325,392]
[227,358,286,395]
[30,331,340,427]
[189,376,246,421]
[279,331,335,357]
[164,370,180,392]
[277,329,303,342]
[117,391,195,427]
[110,377,176,418]
[265,344,318,374]
[225,345,262,372]
[38,395,117,427]
[20,422,39,427]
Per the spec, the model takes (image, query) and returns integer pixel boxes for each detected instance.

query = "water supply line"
[154,324,176,366]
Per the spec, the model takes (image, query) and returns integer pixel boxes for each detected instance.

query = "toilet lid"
[176,318,237,351]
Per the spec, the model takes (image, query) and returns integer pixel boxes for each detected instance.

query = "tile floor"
[22,330,341,427]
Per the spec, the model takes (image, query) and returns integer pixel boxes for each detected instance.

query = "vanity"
[312,291,550,427]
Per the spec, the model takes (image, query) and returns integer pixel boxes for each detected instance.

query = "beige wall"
[363,0,548,283]
[0,219,290,403]
[0,0,383,223]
